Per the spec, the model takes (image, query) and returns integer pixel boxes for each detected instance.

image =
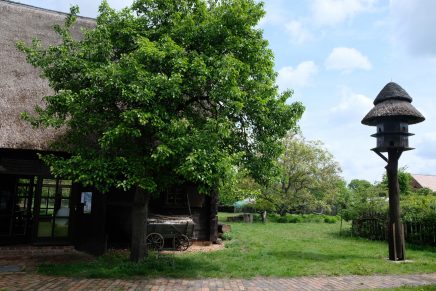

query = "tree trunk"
[209,188,218,243]
[386,150,405,261]
[130,186,150,262]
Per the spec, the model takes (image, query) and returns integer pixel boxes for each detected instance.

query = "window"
[37,179,72,238]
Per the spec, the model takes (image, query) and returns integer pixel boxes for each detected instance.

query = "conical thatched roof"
[373,82,412,105]
[362,82,425,126]
[0,0,95,151]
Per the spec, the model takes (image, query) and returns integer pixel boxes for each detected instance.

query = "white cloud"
[389,0,436,57]
[325,47,372,72]
[320,88,382,182]
[311,0,378,26]
[329,88,373,125]
[277,61,318,91]
[258,0,288,27]
[285,21,313,44]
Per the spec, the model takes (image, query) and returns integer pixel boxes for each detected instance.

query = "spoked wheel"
[175,234,192,251]
[145,232,164,251]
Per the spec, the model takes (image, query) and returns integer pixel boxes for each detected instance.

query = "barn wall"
[105,186,214,248]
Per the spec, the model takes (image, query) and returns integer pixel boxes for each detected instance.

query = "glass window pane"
[40,198,47,208]
[61,188,71,198]
[18,178,30,184]
[37,218,53,237]
[43,179,57,186]
[61,199,69,208]
[54,218,69,237]
[17,186,29,197]
[60,180,72,186]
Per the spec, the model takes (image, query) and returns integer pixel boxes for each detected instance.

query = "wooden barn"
[0,0,218,255]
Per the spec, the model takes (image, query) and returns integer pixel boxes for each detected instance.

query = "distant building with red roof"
[411,174,436,192]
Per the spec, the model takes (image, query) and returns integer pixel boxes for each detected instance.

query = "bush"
[324,216,337,224]
[265,213,337,224]
[277,216,288,223]
[252,213,262,222]
[267,213,281,223]
[349,194,436,246]
[287,215,302,223]
[301,214,323,223]
[221,232,233,241]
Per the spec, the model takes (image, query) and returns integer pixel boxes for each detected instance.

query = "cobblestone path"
[1,273,436,290]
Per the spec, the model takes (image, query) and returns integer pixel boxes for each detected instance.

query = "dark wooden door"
[71,187,107,255]
[0,175,35,244]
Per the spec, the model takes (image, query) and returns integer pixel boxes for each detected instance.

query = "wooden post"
[386,149,405,261]
[402,223,406,260]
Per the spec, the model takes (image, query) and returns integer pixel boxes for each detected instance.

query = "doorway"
[0,176,35,242]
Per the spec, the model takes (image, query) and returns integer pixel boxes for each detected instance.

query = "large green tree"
[18,0,304,261]
[259,134,343,215]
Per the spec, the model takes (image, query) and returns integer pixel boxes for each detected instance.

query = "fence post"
[402,223,406,260]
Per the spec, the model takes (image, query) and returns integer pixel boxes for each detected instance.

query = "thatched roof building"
[0,0,94,150]
[0,2,218,252]
[362,82,425,126]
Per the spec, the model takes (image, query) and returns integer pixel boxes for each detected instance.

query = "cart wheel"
[175,234,191,251]
[146,232,164,251]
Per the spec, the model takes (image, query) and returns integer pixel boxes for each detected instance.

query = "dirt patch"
[161,243,225,254]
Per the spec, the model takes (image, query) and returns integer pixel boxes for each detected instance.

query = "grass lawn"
[373,286,436,290]
[37,214,436,278]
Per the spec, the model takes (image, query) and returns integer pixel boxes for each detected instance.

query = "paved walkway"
[1,273,436,290]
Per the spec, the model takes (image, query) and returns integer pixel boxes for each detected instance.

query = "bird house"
[362,82,425,152]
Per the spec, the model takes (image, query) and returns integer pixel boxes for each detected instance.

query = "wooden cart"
[145,215,194,251]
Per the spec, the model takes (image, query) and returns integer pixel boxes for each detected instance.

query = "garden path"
[1,272,436,290]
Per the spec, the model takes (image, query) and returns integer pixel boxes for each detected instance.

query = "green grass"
[372,286,436,290]
[37,215,436,278]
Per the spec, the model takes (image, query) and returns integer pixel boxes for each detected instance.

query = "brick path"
[1,273,436,290]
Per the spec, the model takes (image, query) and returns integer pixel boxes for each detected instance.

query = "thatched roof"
[362,82,425,126]
[373,82,412,105]
[0,0,95,151]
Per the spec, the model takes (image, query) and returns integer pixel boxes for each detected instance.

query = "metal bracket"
[373,149,388,163]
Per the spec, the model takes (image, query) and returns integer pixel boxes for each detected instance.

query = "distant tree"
[341,179,388,222]
[381,167,413,195]
[18,0,304,261]
[348,179,373,193]
[219,169,261,206]
[259,134,343,215]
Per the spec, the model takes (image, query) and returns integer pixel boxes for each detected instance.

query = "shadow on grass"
[37,251,220,279]
[264,250,370,261]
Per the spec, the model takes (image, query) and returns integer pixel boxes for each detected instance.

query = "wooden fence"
[352,218,436,246]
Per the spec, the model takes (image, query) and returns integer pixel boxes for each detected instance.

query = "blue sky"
[17,0,436,183]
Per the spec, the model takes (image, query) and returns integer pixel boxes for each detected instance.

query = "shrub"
[349,194,436,246]
[287,215,302,223]
[267,213,281,223]
[221,232,233,241]
[277,216,288,223]
[324,216,337,224]
[302,214,323,223]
